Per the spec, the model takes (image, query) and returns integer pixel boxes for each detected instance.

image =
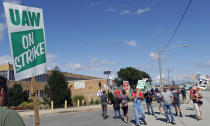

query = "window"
[40,90,44,97]
[25,90,30,98]
[37,90,39,96]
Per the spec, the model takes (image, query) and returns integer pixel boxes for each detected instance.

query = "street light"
[159,44,188,88]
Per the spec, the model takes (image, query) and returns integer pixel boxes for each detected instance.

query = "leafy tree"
[46,67,71,108]
[115,67,152,89]
[8,84,28,107]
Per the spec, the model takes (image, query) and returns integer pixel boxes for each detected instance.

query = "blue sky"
[1,0,210,84]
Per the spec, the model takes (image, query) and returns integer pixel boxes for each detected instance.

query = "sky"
[1,0,210,84]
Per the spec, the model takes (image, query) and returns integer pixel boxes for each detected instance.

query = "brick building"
[0,64,113,102]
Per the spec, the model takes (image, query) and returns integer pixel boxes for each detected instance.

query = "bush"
[95,99,100,105]
[83,99,87,106]
[72,95,85,106]
[7,84,28,107]
[19,101,28,107]
[90,98,94,105]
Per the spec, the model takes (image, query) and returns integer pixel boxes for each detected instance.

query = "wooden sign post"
[30,77,40,126]
[3,2,47,126]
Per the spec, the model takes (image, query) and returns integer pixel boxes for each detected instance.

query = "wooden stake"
[30,77,40,126]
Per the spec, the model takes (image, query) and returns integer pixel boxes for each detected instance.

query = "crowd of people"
[100,84,203,126]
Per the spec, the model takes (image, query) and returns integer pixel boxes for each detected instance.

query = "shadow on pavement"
[156,117,167,123]
[185,114,197,120]
[130,120,145,125]
[154,112,161,115]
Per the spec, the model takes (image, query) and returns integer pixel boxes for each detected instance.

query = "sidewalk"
[19,102,134,117]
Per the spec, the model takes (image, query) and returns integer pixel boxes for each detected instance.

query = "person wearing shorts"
[171,85,183,117]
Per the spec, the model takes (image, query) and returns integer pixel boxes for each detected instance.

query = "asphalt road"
[23,91,210,126]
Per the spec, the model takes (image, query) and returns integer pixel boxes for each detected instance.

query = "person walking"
[181,87,187,103]
[120,90,129,123]
[100,90,108,119]
[190,86,203,120]
[0,76,25,126]
[144,90,154,115]
[112,93,121,119]
[190,86,200,111]
[131,88,147,126]
[161,86,176,124]
[171,85,183,117]
[155,88,164,114]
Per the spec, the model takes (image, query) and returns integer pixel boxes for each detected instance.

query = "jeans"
[146,102,154,114]
[133,99,146,125]
[114,108,121,117]
[102,104,107,118]
[163,104,174,122]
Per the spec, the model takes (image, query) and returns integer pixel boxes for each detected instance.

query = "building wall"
[0,64,113,102]
[69,79,113,104]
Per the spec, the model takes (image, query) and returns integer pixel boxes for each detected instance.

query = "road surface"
[23,91,210,126]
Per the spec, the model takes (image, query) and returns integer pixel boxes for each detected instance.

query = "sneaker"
[166,120,170,123]
[171,121,176,125]
[180,114,183,117]
[197,116,202,120]
[144,121,147,125]
[175,113,178,116]
[151,113,155,116]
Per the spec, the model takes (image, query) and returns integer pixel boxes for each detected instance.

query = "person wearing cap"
[190,86,203,120]
[161,86,176,124]
[131,88,147,126]
[144,89,154,115]
[0,76,25,126]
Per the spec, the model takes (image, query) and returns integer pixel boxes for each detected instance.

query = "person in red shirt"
[190,86,200,111]
[131,88,147,126]
[114,89,121,98]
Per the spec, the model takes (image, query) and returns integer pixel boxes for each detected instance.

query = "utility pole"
[168,69,170,85]
[158,49,163,88]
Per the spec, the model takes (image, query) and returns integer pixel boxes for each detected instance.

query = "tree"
[115,67,152,89]
[46,67,71,108]
[7,84,28,107]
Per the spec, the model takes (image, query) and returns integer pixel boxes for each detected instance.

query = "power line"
[162,0,192,53]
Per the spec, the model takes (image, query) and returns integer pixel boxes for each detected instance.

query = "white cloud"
[90,2,103,7]
[153,74,165,83]
[149,52,158,61]
[90,57,98,64]
[47,54,58,63]
[0,23,6,41]
[106,8,116,12]
[136,7,151,15]
[198,61,210,67]
[64,62,83,70]
[46,53,59,70]
[124,40,139,47]
[101,60,115,65]
[136,65,153,71]
[3,0,21,4]
[0,55,13,65]
[120,10,131,16]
